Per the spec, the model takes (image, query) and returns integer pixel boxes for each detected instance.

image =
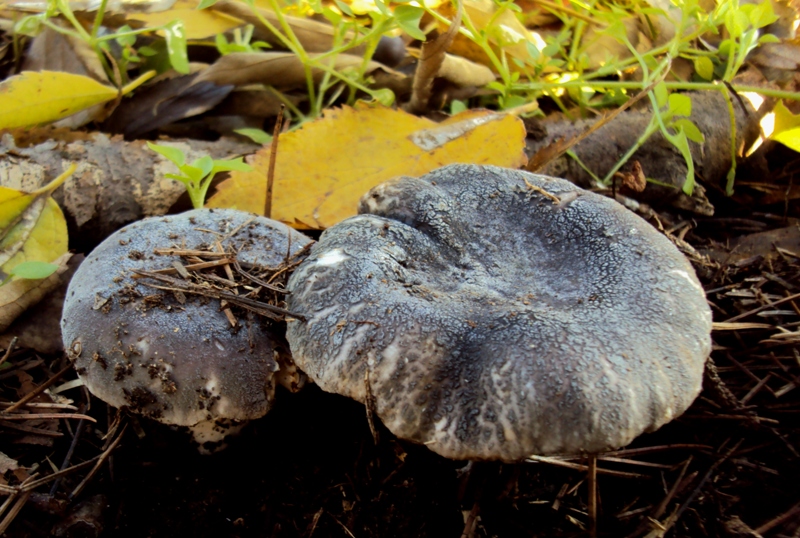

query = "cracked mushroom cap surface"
[286,164,712,461]
[62,209,312,447]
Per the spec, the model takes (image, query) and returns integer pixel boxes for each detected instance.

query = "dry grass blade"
[526,455,648,479]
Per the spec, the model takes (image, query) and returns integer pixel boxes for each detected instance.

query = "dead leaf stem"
[406,0,463,114]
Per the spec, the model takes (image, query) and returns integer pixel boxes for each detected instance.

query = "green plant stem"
[516,80,800,101]
[249,0,317,114]
[90,0,109,40]
[582,26,709,81]
[721,88,738,195]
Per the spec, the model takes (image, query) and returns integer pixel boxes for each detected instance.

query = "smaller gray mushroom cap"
[286,164,712,461]
[62,209,312,447]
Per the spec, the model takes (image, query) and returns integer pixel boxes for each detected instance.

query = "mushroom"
[61,209,312,449]
[285,164,712,461]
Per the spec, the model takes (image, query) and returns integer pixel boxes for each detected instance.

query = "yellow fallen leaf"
[0,252,71,332]
[0,70,153,130]
[207,105,527,229]
[130,8,243,40]
[0,72,116,130]
[0,165,72,275]
[771,100,800,153]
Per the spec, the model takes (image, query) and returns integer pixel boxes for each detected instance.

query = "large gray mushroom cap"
[286,164,712,461]
[62,209,312,448]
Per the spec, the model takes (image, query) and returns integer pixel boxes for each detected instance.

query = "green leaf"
[14,14,46,36]
[673,119,705,144]
[487,81,507,93]
[234,128,273,145]
[165,173,191,184]
[370,88,396,106]
[526,41,541,61]
[211,158,253,173]
[192,155,214,177]
[179,164,205,184]
[450,100,468,115]
[724,8,749,39]
[147,142,186,166]
[693,56,714,80]
[373,0,391,16]
[215,33,229,53]
[394,5,426,41]
[322,6,343,26]
[163,20,190,74]
[334,0,354,17]
[502,94,528,110]
[668,93,692,117]
[749,0,778,28]
[115,25,137,47]
[758,33,780,44]
[197,0,219,9]
[665,130,695,195]
[8,260,59,281]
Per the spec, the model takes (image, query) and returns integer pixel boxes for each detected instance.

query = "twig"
[0,491,31,534]
[0,413,95,422]
[724,291,800,323]
[406,0,463,114]
[2,364,73,413]
[754,500,800,534]
[153,249,229,258]
[460,500,480,538]
[265,105,285,218]
[523,177,561,204]
[331,515,356,538]
[587,455,598,537]
[665,439,743,534]
[526,455,647,479]
[69,423,128,500]
[0,337,17,370]
[0,419,64,436]
[652,457,692,520]
[132,269,305,321]
[232,258,287,293]
[17,456,101,493]
[50,406,87,495]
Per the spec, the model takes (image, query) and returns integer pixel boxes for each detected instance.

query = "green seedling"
[13,0,189,84]
[216,25,271,55]
[147,143,253,210]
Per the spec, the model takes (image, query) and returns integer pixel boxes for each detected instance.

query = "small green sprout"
[147,143,254,210]
[216,25,271,55]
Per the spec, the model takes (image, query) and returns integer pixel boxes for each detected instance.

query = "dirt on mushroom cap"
[61,208,313,446]
[286,164,712,461]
